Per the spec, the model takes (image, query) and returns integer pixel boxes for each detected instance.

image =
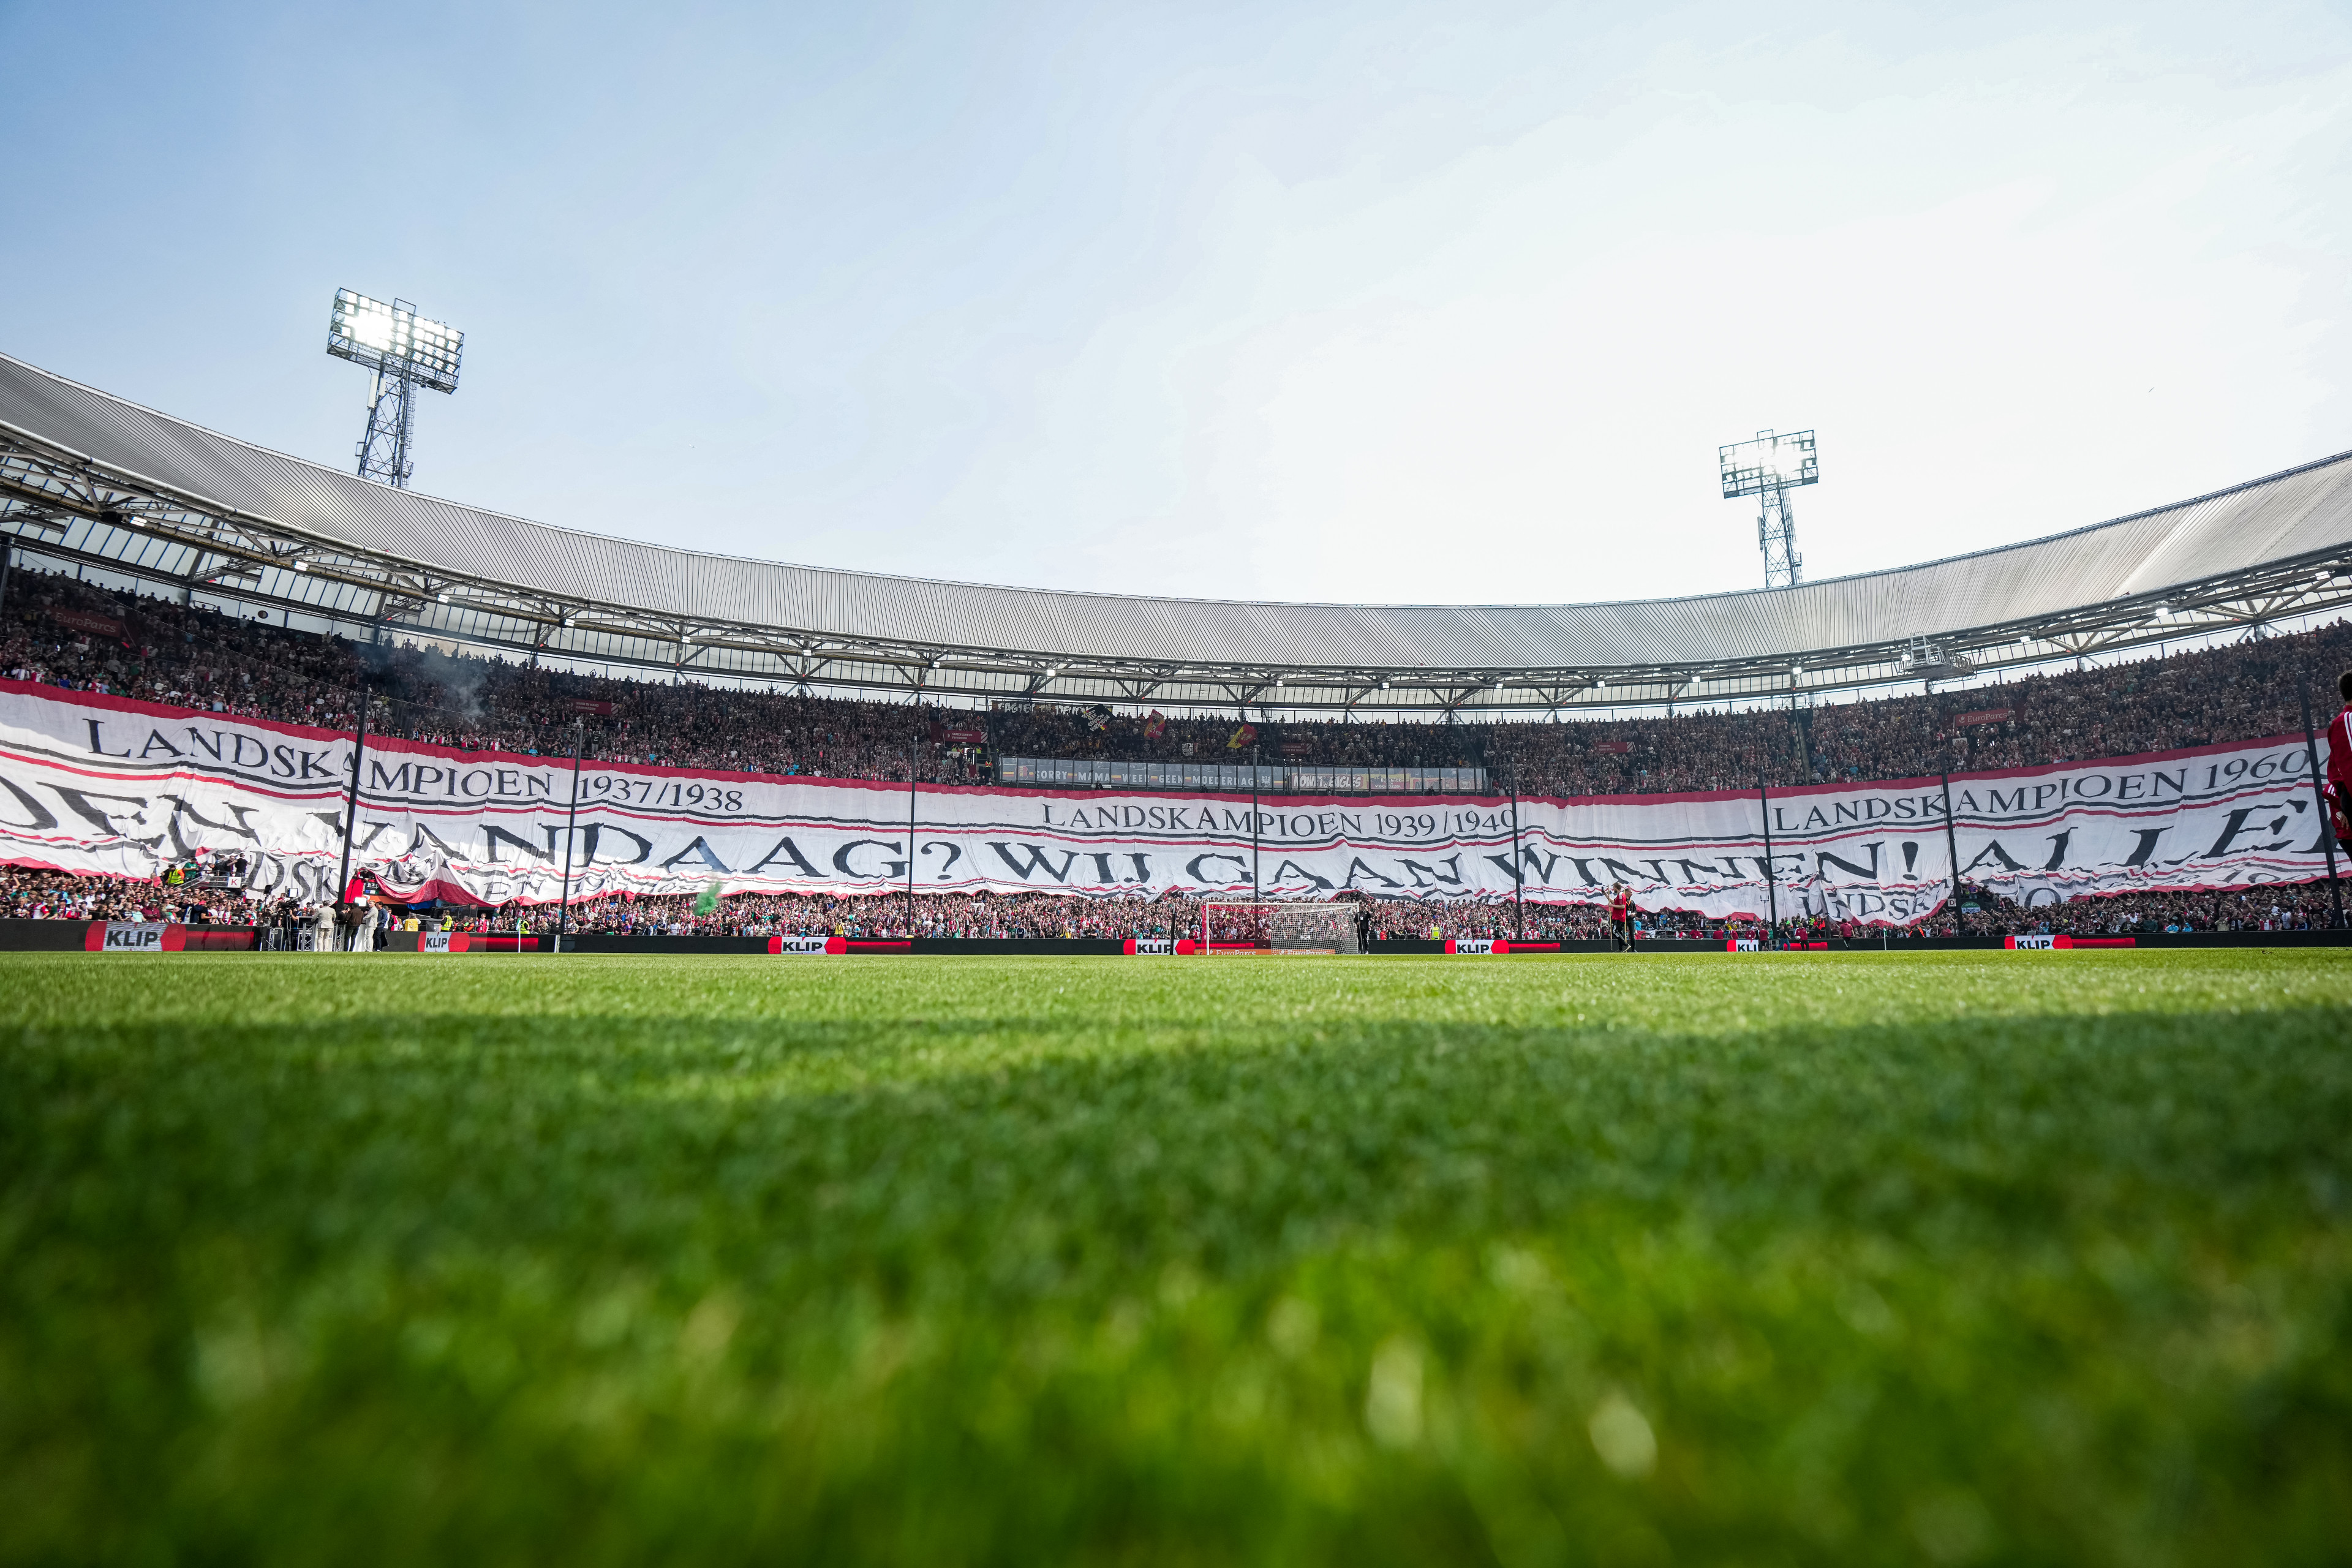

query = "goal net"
[1199,902,1361,955]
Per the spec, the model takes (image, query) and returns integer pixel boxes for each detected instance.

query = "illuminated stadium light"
[1718,429,1817,495]
[326,288,464,489]
[328,290,462,392]
[1719,428,1818,589]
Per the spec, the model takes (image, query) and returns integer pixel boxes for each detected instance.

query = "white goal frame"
[1199,901,1361,955]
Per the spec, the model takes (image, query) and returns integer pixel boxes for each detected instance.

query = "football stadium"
[6,9,2352,1561]
[6,346,2352,1561]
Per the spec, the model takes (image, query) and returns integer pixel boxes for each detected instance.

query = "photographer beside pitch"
[2327,671,2352,850]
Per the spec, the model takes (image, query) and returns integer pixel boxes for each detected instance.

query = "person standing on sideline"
[1608,882,1634,951]
[2326,671,2352,849]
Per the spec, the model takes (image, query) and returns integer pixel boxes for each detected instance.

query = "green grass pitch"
[3,949,2348,1565]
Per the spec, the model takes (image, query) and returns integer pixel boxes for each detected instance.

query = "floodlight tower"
[326,288,464,488]
[1718,429,1818,589]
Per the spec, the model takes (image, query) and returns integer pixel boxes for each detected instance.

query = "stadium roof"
[6,348,2352,715]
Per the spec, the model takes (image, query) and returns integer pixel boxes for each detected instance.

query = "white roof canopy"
[5,350,2351,712]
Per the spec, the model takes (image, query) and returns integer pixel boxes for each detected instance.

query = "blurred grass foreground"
[2,949,2348,1564]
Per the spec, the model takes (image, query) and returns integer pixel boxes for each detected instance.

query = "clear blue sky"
[4,0,2348,607]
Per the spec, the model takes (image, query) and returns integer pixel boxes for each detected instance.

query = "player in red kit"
[2327,671,2352,848]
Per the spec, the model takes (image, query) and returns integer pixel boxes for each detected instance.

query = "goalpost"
[1199,902,1362,955]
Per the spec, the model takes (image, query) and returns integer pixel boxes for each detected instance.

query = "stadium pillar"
[1940,772,1964,927]
[334,680,371,912]
[1509,786,1524,942]
[555,718,584,953]
[0,537,12,621]
[2294,680,2345,928]
[907,745,919,935]
[1758,777,1779,938]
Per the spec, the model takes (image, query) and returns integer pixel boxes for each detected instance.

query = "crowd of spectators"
[11,561,2352,943]
[560,889,1205,941]
[1483,618,2352,796]
[0,568,983,782]
[6,861,2337,944]
[987,706,1487,774]
[1905,879,2343,937]
[0,865,198,923]
[0,866,342,943]
[12,563,2352,944]
[13,564,2350,801]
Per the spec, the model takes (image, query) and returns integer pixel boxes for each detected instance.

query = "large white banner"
[0,680,2337,921]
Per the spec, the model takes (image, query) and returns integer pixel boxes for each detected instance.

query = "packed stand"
[6,564,2352,797]
[1904,878,2343,938]
[1483,621,2352,796]
[0,865,258,927]
[0,568,978,782]
[450,878,2352,943]
[987,705,1488,773]
[2,856,2343,943]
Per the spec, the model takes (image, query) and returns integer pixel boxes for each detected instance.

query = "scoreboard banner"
[0,680,2335,922]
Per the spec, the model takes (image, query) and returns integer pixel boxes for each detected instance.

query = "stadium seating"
[9,562,2350,935]
[7,565,2348,795]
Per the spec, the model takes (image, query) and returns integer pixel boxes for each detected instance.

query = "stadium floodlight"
[1719,428,1817,589]
[326,288,464,488]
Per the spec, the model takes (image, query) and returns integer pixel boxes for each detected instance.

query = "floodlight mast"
[1717,428,1818,589]
[326,288,463,488]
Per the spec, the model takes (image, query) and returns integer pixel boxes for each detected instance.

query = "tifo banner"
[0,680,2337,922]
[1522,748,2333,923]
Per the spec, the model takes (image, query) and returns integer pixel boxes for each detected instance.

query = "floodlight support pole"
[1758,777,1779,939]
[2294,681,2345,929]
[555,718,583,953]
[334,680,371,910]
[1940,772,1964,929]
[1758,481,1802,589]
[357,360,419,488]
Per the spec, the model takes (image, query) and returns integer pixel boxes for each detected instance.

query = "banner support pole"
[1509,786,1523,942]
[2295,679,2345,929]
[1758,776,1778,940]
[334,679,370,919]
[1940,772,1964,931]
[1251,744,1261,899]
[907,744,919,936]
[555,717,583,954]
